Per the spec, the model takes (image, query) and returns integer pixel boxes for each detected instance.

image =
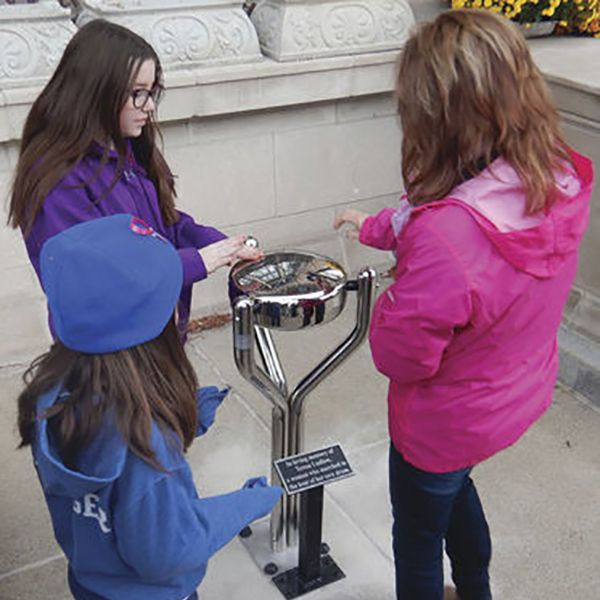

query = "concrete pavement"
[1,294,599,599]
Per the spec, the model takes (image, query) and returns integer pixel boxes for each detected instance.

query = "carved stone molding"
[251,0,415,61]
[0,2,76,87]
[73,0,263,68]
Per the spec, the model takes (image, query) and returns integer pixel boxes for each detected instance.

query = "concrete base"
[238,519,299,578]
[558,325,600,408]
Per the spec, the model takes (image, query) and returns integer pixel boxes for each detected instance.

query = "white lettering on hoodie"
[73,493,111,534]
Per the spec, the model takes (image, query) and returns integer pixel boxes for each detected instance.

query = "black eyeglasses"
[131,86,164,109]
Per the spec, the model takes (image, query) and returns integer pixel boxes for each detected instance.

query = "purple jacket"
[24,145,225,337]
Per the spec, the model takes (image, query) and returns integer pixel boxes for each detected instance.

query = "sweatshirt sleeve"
[195,386,229,437]
[369,218,472,385]
[168,210,228,287]
[171,209,227,250]
[25,180,102,282]
[177,247,208,288]
[114,475,282,583]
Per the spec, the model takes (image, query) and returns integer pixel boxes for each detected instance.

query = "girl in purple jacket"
[335,10,593,600]
[8,19,260,338]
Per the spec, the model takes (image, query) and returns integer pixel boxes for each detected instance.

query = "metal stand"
[272,486,345,599]
[299,486,324,581]
[272,555,345,600]
[233,266,376,558]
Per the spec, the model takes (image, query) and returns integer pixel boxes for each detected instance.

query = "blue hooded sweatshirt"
[32,385,282,600]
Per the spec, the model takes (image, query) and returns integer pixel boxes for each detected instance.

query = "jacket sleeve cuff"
[195,386,229,437]
[359,208,398,250]
[178,247,207,288]
[174,210,227,249]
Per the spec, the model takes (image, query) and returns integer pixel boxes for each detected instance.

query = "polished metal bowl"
[229,251,348,330]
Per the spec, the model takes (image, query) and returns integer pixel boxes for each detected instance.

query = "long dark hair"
[17,318,198,471]
[9,19,178,235]
[396,9,573,214]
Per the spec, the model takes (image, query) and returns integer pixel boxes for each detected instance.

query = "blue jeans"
[389,445,492,600]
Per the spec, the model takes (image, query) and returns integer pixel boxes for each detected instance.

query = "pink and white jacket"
[360,150,593,473]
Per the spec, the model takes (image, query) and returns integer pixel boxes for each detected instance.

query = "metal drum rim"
[229,249,348,304]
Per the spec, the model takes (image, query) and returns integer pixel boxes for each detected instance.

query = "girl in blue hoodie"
[16,213,282,600]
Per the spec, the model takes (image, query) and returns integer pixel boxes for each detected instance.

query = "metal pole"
[298,486,324,583]
[286,267,376,546]
[233,268,376,551]
[233,297,289,552]
[253,325,296,547]
[254,326,288,397]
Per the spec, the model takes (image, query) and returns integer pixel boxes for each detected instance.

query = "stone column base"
[250,0,415,61]
[0,2,76,89]
[74,0,262,68]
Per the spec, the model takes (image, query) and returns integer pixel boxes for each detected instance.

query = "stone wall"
[529,38,600,345]
[164,88,404,324]
[0,0,414,366]
[528,37,600,403]
[0,2,598,388]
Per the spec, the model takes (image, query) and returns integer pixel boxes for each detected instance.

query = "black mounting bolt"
[320,542,330,555]
[264,562,279,576]
[239,526,253,539]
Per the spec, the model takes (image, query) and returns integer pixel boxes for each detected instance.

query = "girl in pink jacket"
[335,10,593,600]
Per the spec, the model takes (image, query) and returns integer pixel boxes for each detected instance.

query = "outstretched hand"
[199,235,264,274]
[333,209,368,239]
[242,476,269,490]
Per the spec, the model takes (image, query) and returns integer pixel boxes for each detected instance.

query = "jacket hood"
[35,385,127,499]
[434,149,593,278]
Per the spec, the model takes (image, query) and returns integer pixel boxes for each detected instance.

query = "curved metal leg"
[286,267,376,546]
[233,298,289,552]
[233,268,376,551]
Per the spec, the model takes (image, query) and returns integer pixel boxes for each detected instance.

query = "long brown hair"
[17,318,198,471]
[8,19,178,236]
[396,9,573,214]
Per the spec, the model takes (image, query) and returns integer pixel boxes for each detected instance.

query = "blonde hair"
[396,9,572,214]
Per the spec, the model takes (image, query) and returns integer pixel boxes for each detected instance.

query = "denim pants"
[389,444,492,600]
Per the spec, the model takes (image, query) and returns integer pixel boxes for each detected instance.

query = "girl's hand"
[333,209,368,239]
[199,235,264,274]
